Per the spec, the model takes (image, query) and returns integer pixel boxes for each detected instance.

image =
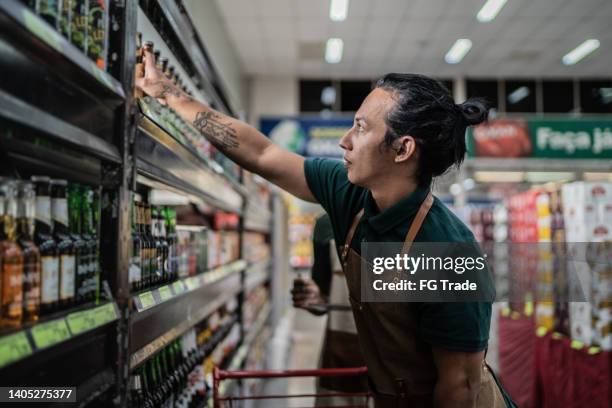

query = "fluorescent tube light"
[325,38,344,64]
[477,0,507,23]
[562,39,600,65]
[507,86,530,104]
[445,39,472,64]
[330,0,349,22]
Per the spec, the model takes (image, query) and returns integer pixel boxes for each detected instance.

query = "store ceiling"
[214,0,612,78]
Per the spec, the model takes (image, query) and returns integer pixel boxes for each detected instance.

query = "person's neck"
[370,177,419,212]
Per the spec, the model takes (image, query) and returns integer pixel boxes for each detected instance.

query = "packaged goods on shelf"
[1,177,102,331]
[562,182,611,242]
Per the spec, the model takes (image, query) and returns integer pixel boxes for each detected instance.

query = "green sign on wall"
[467,117,612,159]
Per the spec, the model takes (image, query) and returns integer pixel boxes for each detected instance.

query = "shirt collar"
[363,184,431,235]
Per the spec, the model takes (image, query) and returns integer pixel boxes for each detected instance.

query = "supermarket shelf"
[225,302,271,376]
[464,157,612,172]
[129,260,248,369]
[0,0,125,100]
[0,89,121,164]
[151,0,232,115]
[0,302,119,383]
[136,115,244,214]
[132,260,248,312]
[244,204,272,234]
[245,259,272,294]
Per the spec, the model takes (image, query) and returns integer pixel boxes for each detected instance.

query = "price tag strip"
[0,302,118,368]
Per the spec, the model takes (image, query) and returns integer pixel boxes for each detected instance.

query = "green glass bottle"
[81,186,97,303]
[130,201,142,291]
[50,179,75,309]
[68,184,87,305]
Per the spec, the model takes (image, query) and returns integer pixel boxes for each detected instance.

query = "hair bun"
[458,98,490,126]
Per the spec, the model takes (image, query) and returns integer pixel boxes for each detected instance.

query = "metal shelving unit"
[0,0,274,406]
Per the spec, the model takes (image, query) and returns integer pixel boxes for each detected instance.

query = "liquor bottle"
[157,207,169,283]
[16,182,41,323]
[0,180,24,330]
[51,179,75,309]
[91,187,102,302]
[81,186,97,302]
[59,0,71,39]
[130,201,142,292]
[129,373,144,408]
[31,176,59,315]
[150,206,162,285]
[68,184,87,305]
[164,208,178,282]
[141,204,153,288]
[70,0,88,53]
[136,203,148,289]
[35,0,61,30]
[87,0,108,70]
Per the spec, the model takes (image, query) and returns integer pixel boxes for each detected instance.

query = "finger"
[143,49,157,77]
[135,62,144,79]
[134,76,145,90]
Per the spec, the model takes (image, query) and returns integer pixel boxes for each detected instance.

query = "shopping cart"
[213,366,372,407]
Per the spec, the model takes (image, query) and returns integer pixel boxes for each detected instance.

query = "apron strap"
[341,209,364,262]
[401,191,433,254]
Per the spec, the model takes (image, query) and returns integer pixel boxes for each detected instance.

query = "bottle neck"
[34,194,52,236]
[16,217,34,240]
[52,195,70,235]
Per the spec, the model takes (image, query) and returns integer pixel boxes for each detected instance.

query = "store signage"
[468,118,612,159]
[260,117,353,158]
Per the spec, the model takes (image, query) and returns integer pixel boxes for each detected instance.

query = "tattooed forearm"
[158,84,184,99]
[192,111,240,149]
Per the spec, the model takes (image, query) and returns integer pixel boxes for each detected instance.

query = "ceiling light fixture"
[325,38,344,64]
[445,39,472,64]
[562,39,600,65]
[329,0,349,22]
[507,86,530,104]
[477,0,508,23]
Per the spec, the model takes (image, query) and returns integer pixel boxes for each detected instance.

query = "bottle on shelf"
[81,186,98,303]
[87,0,108,70]
[0,180,24,330]
[130,201,142,292]
[34,0,60,30]
[16,181,41,323]
[59,0,71,39]
[144,204,159,286]
[164,207,178,282]
[51,179,75,309]
[150,206,162,285]
[91,187,102,302]
[31,176,60,315]
[139,203,152,290]
[157,207,169,283]
[70,0,88,53]
[68,184,87,305]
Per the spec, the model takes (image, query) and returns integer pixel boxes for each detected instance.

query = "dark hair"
[375,73,490,186]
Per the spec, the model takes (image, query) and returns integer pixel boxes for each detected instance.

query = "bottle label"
[51,197,68,227]
[35,196,52,227]
[24,257,41,310]
[41,256,60,304]
[129,260,141,284]
[2,262,24,318]
[60,254,76,300]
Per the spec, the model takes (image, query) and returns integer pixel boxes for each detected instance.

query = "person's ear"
[393,136,416,163]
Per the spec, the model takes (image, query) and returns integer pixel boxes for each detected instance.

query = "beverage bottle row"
[130,202,179,292]
[23,0,109,70]
[129,306,240,408]
[0,177,101,331]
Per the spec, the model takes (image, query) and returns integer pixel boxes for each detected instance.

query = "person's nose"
[339,129,352,151]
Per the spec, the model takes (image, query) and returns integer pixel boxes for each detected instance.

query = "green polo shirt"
[304,158,516,407]
[304,156,490,350]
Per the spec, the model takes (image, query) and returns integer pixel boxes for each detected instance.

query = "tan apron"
[340,192,506,407]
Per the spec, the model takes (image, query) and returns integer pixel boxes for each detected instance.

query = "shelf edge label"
[0,331,32,368]
[139,292,156,310]
[158,286,173,302]
[31,319,71,350]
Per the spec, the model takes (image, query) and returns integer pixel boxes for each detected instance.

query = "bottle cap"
[50,179,68,186]
[30,175,51,183]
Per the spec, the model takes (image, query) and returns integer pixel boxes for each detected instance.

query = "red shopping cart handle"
[215,366,368,380]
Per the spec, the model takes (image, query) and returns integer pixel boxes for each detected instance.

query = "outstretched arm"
[136,48,315,203]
